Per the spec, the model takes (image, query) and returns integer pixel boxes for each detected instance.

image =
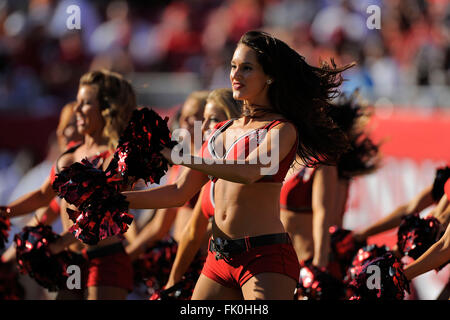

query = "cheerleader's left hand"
[48,238,65,255]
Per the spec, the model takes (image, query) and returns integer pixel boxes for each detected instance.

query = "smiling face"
[74,85,105,136]
[201,101,227,138]
[230,43,271,106]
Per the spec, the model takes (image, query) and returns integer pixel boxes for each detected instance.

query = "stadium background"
[0,0,449,299]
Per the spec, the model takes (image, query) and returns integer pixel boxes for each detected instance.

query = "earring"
[266,79,273,85]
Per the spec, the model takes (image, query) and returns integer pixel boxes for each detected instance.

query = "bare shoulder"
[269,120,297,145]
[315,165,338,180]
[57,152,76,171]
[276,120,296,135]
[57,143,86,170]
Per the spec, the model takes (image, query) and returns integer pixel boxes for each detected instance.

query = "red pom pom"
[344,244,391,284]
[297,259,346,300]
[328,226,366,279]
[113,108,176,185]
[0,260,25,300]
[14,225,85,291]
[397,213,443,259]
[347,252,410,300]
[53,158,132,245]
[134,236,205,299]
[133,237,178,295]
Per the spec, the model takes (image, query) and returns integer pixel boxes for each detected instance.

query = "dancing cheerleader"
[123,30,353,299]
[353,164,450,250]
[1,101,82,264]
[348,199,450,300]
[163,88,242,291]
[125,91,208,261]
[399,185,450,267]
[348,173,450,300]
[280,93,380,276]
[1,70,137,300]
[404,216,450,282]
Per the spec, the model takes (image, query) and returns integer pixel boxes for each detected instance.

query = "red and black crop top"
[199,118,298,183]
[280,167,316,213]
[280,166,350,217]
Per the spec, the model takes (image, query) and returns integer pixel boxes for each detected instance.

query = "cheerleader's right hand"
[352,231,366,243]
[48,238,65,255]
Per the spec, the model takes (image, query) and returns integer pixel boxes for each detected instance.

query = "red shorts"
[201,236,300,288]
[83,244,134,292]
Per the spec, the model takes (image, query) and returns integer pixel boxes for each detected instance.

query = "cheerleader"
[280,93,380,275]
[1,101,82,264]
[1,70,137,300]
[125,90,208,261]
[123,31,353,299]
[163,88,242,291]
[353,165,450,250]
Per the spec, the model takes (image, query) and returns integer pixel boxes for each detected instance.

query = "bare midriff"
[212,179,286,239]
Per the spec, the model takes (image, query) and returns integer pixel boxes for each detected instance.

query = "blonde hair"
[185,90,209,112]
[169,91,209,132]
[207,88,242,119]
[79,69,136,149]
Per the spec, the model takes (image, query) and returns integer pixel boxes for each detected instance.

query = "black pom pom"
[114,108,177,185]
[51,108,176,245]
[134,236,205,299]
[297,260,346,300]
[133,237,179,294]
[0,260,25,300]
[52,158,132,245]
[14,225,85,291]
[345,244,391,284]
[347,252,410,300]
[328,225,366,279]
[397,213,442,259]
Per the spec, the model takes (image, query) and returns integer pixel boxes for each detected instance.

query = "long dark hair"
[328,91,381,180]
[239,30,354,166]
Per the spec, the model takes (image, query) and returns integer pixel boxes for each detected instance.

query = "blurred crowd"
[0,0,449,117]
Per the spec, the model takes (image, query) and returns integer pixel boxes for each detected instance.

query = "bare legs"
[191,273,297,300]
[242,273,297,300]
[191,274,243,300]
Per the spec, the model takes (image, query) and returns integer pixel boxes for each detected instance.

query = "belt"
[209,233,290,261]
[82,242,125,260]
